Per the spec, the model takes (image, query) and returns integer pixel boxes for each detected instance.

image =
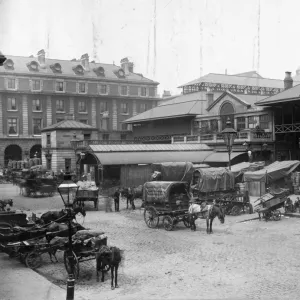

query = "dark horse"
[37,207,86,225]
[96,245,123,290]
[188,203,225,234]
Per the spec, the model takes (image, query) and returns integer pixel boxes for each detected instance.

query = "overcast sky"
[1,0,300,95]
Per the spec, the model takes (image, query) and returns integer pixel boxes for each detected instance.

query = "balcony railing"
[73,139,141,149]
[275,123,300,133]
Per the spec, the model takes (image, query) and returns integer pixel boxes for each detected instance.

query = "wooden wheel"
[273,210,281,221]
[25,251,42,269]
[63,250,79,279]
[144,207,159,228]
[163,215,174,231]
[231,205,242,216]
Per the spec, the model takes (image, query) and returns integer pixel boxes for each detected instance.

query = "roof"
[203,152,246,163]
[89,143,211,152]
[41,120,97,132]
[178,73,299,89]
[0,54,158,85]
[123,100,204,123]
[234,71,263,78]
[256,83,300,106]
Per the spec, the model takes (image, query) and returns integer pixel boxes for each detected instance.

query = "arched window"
[220,102,234,130]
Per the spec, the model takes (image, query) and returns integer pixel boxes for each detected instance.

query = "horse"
[96,245,123,290]
[0,199,13,211]
[37,207,86,225]
[188,203,225,234]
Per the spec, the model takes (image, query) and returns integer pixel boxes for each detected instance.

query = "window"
[56,81,64,92]
[65,158,71,171]
[200,120,209,133]
[102,134,109,140]
[8,118,18,135]
[32,80,41,91]
[7,98,17,110]
[100,102,108,113]
[78,100,87,112]
[79,119,88,124]
[121,123,128,130]
[100,84,107,95]
[237,117,246,130]
[100,119,108,130]
[56,100,64,112]
[33,119,42,135]
[120,86,128,96]
[32,99,41,111]
[141,87,147,97]
[78,82,86,93]
[248,116,259,129]
[83,134,91,140]
[140,103,148,112]
[259,114,270,130]
[7,78,16,90]
[121,103,128,114]
[120,134,127,140]
[47,134,51,146]
[210,119,219,132]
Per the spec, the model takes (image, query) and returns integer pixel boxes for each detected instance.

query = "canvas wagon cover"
[151,162,194,182]
[243,160,300,183]
[192,168,235,192]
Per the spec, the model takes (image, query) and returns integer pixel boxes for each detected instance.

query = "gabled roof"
[234,71,263,78]
[123,100,203,123]
[0,55,159,85]
[41,120,97,132]
[178,73,297,89]
[207,90,267,111]
[255,84,300,106]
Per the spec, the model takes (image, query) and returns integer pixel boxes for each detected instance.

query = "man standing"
[114,188,120,212]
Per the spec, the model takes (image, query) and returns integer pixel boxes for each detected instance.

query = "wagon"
[74,188,99,210]
[0,211,29,231]
[23,178,57,197]
[143,181,191,231]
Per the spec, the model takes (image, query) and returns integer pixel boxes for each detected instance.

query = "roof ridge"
[158,99,197,107]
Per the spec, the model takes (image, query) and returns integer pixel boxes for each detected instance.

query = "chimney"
[120,57,134,75]
[37,49,45,64]
[206,92,214,107]
[162,90,171,98]
[81,53,89,71]
[284,71,293,90]
[64,113,75,120]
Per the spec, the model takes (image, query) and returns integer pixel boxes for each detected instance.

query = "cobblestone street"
[2,184,300,300]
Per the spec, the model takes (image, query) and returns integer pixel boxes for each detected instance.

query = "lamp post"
[221,117,237,170]
[57,168,79,300]
[0,51,6,66]
[70,132,80,179]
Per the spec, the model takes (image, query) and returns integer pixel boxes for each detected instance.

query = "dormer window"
[50,63,62,73]
[93,66,105,77]
[3,59,14,70]
[73,65,84,75]
[27,61,39,72]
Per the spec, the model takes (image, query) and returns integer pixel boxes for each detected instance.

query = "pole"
[66,209,75,300]
[228,149,231,170]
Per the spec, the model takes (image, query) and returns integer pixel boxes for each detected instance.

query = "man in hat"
[113,188,120,212]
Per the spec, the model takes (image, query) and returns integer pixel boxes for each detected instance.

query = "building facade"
[0,50,159,166]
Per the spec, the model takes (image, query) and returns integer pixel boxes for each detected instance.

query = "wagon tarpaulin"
[192,168,235,193]
[243,160,300,183]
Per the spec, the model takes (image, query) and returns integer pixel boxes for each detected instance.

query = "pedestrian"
[105,195,113,213]
[114,188,120,212]
[294,197,300,213]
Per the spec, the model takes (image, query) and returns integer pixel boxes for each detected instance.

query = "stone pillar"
[22,95,28,136]
[133,100,137,116]
[112,100,118,130]
[245,117,249,129]
[218,119,222,131]
[91,98,97,127]
[0,94,3,137]
[46,96,52,126]
[69,97,74,115]
[234,118,237,130]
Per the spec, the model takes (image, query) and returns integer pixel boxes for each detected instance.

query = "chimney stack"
[206,92,214,107]
[37,49,45,65]
[284,71,293,90]
[162,90,171,98]
[120,57,134,75]
[81,53,89,71]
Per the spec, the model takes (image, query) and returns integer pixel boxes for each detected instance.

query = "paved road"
[1,184,300,300]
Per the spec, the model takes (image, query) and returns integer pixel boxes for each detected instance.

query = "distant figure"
[113,188,120,212]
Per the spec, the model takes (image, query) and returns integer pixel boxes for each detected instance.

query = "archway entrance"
[4,145,22,166]
[79,152,101,185]
[30,145,42,158]
[220,102,234,130]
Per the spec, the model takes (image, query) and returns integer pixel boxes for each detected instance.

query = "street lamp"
[221,117,237,170]
[70,132,80,179]
[57,168,79,300]
[0,51,6,66]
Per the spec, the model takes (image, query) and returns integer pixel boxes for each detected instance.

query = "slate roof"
[255,83,300,106]
[178,73,299,89]
[41,120,97,132]
[123,100,204,123]
[0,54,158,84]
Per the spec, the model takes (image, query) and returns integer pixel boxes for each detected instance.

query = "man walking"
[114,188,120,212]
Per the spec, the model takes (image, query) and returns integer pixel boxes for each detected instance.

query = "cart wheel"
[273,210,281,221]
[144,207,159,228]
[25,251,42,269]
[63,250,79,279]
[163,216,174,231]
[231,206,242,216]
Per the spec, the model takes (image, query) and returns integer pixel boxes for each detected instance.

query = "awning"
[93,151,213,165]
[203,152,246,163]
[243,160,300,183]
[230,161,265,177]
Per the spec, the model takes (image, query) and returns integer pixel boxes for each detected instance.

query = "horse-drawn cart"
[74,188,99,210]
[143,181,191,231]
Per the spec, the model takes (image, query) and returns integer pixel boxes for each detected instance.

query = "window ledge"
[78,111,88,114]
[7,88,17,91]
[7,109,18,112]
[55,90,65,93]
[31,89,42,92]
[120,94,128,97]
[121,113,129,116]
[99,93,108,96]
[33,134,41,137]
[8,134,19,137]
[32,110,42,113]
[56,111,66,114]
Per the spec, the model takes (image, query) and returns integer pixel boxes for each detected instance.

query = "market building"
[0,50,159,167]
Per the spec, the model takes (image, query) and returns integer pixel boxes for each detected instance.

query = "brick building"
[0,50,159,166]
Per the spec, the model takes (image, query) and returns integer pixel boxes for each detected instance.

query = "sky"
[1,0,300,96]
